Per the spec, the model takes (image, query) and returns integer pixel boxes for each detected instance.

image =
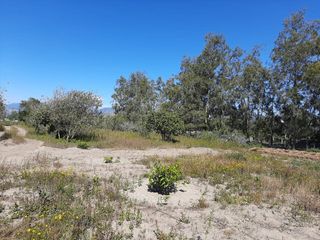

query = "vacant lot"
[0,126,319,239]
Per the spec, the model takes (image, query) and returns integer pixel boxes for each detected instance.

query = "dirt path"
[1,126,319,240]
[0,126,219,178]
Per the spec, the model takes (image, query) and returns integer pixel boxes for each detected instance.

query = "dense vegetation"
[111,11,320,149]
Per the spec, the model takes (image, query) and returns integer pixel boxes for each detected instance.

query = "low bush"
[148,162,182,195]
[77,141,89,149]
[104,156,113,163]
[0,124,4,131]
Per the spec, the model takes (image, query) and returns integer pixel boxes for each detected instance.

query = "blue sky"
[1,0,319,107]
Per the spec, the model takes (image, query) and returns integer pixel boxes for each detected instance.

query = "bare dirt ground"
[0,126,319,240]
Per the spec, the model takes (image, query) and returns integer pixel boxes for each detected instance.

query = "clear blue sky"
[1,0,319,107]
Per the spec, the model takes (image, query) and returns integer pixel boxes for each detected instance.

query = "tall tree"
[272,11,320,148]
[19,97,41,122]
[178,34,232,131]
[112,72,158,125]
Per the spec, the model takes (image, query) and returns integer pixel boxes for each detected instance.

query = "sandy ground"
[0,127,319,240]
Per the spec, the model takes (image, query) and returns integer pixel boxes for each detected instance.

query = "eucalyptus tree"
[177,34,232,131]
[236,48,270,140]
[272,11,320,148]
[112,72,159,129]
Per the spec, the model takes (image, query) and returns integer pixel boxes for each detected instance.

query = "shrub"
[49,90,102,140]
[0,124,4,131]
[29,103,52,134]
[148,162,182,195]
[77,142,89,149]
[146,110,184,141]
[104,156,113,163]
[1,126,25,143]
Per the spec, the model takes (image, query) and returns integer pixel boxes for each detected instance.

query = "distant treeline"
[111,11,320,149]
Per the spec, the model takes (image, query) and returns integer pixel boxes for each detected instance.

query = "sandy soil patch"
[1,126,319,239]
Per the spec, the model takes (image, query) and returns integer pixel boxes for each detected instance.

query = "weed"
[77,141,89,149]
[0,164,143,239]
[195,197,209,209]
[178,213,190,224]
[104,156,113,163]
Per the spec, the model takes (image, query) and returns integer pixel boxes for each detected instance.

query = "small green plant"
[77,141,89,149]
[148,162,182,195]
[104,156,113,163]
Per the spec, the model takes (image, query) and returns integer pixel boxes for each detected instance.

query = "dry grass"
[23,124,242,150]
[141,152,320,213]
[1,126,25,144]
[0,162,142,239]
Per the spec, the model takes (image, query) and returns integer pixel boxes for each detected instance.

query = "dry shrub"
[3,126,25,144]
[294,185,320,213]
[261,176,284,200]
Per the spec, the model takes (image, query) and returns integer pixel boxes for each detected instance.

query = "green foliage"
[148,162,182,195]
[77,141,89,149]
[146,110,184,141]
[104,156,113,163]
[0,91,5,120]
[112,72,162,128]
[29,103,52,134]
[19,97,41,122]
[27,90,102,141]
[0,124,4,131]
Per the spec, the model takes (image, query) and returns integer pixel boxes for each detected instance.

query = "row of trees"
[112,11,320,148]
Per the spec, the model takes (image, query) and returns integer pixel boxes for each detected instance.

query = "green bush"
[0,124,4,131]
[146,110,184,141]
[77,142,89,149]
[148,162,182,195]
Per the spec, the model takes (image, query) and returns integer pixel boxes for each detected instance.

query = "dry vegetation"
[140,152,320,214]
[23,124,242,150]
[1,125,319,239]
[0,126,25,144]
[0,160,143,239]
